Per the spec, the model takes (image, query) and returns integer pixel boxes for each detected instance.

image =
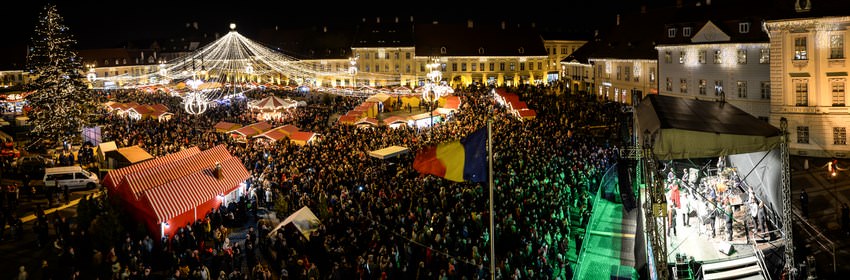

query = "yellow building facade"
[766,16,850,157]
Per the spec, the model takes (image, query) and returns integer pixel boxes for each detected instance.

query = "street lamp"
[349,55,359,87]
[86,64,96,87]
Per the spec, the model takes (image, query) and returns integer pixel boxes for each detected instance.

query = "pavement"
[789,156,850,278]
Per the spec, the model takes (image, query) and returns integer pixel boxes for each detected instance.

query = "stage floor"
[666,207,757,263]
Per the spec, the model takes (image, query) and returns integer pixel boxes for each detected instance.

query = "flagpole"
[488,119,495,279]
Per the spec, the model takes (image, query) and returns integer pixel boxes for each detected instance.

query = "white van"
[43,166,99,190]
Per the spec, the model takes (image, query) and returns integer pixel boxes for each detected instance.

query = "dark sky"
[1,0,639,67]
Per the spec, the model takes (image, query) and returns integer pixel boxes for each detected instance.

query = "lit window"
[452,63,457,71]
[561,47,567,54]
[680,79,688,93]
[519,63,524,71]
[832,79,846,106]
[471,63,477,71]
[462,63,468,71]
[831,34,844,59]
[490,63,495,71]
[759,48,770,64]
[715,80,723,96]
[406,64,411,73]
[699,80,707,95]
[406,52,411,59]
[650,67,656,83]
[737,81,747,98]
[500,63,505,71]
[679,51,686,64]
[797,126,809,144]
[668,28,676,38]
[509,62,515,71]
[683,27,692,37]
[440,47,447,54]
[739,22,750,33]
[761,81,770,99]
[666,77,673,91]
[737,49,747,64]
[624,67,630,81]
[794,79,808,106]
[835,127,847,145]
[665,51,672,64]
[794,37,807,60]
[713,50,722,64]
[616,66,622,80]
[699,50,706,64]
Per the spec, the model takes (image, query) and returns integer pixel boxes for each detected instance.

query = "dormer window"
[440,46,447,55]
[104,59,109,65]
[518,47,525,54]
[739,22,750,33]
[479,47,485,55]
[668,28,676,38]
[683,27,692,37]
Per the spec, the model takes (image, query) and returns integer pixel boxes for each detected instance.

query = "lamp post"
[349,55,359,88]
[86,64,96,88]
[424,58,442,139]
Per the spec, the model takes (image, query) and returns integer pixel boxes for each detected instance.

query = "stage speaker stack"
[617,160,637,211]
[715,241,734,255]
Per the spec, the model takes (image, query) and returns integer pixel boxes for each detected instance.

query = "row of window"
[548,47,577,56]
[797,126,847,145]
[663,49,770,64]
[358,62,545,73]
[358,52,412,60]
[667,22,751,38]
[793,35,845,60]
[664,78,771,99]
[793,78,847,106]
[598,65,656,83]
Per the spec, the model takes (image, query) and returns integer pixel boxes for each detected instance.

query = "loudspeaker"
[716,241,734,255]
[617,160,637,211]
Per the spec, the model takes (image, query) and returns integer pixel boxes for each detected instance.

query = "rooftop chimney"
[214,162,223,180]
[467,19,474,28]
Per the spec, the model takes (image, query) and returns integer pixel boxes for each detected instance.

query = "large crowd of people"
[10,82,626,279]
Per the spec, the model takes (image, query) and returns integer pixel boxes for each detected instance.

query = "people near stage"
[707,200,718,238]
[668,203,677,237]
[724,198,734,241]
[800,188,809,218]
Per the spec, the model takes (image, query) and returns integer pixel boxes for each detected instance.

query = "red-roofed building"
[230,121,273,142]
[103,145,250,239]
[289,131,317,146]
[338,115,358,125]
[214,122,242,133]
[254,125,301,142]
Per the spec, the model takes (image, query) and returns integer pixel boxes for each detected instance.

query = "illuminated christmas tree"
[26,4,97,144]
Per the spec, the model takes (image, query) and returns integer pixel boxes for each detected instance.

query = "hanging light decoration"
[184,75,208,115]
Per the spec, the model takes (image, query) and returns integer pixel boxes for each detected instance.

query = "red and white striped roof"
[144,156,249,224]
[231,121,272,137]
[103,147,201,190]
[123,145,232,200]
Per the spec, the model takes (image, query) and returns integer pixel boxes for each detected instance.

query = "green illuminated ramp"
[574,164,639,280]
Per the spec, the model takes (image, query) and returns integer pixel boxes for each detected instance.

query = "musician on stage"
[717,155,726,171]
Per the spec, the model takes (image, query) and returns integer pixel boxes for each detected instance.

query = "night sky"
[1,0,640,67]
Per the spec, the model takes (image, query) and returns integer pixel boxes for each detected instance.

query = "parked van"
[43,166,99,190]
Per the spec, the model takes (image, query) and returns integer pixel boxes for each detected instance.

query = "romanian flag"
[413,126,488,182]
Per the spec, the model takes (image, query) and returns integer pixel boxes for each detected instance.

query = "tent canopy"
[636,94,782,160]
[368,145,410,159]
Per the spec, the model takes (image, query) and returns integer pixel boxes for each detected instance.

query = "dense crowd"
[13,83,625,279]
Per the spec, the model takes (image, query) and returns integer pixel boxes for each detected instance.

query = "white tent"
[268,206,321,240]
[248,96,298,111]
